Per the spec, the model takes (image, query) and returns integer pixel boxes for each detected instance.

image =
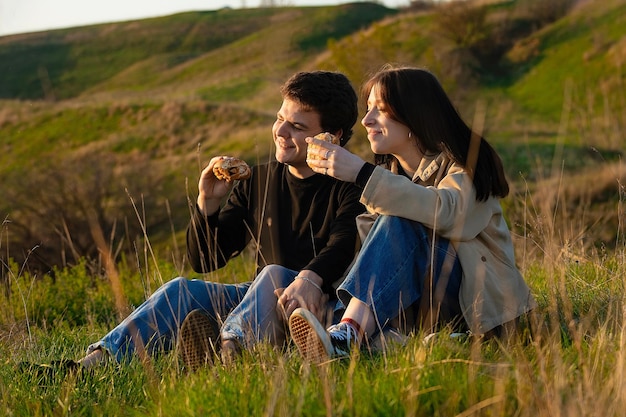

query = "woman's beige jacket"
[358,153,536,334]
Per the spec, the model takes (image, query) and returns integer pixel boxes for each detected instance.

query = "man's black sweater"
[187,161,365,295]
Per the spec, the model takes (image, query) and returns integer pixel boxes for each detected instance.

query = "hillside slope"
[0,4,396,101]
[0,0,624,272]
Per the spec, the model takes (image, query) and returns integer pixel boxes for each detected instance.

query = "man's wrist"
[294,275,324,295]
[197,196,220,216]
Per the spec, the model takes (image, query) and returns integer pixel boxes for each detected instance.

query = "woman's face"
[361,85,412,157]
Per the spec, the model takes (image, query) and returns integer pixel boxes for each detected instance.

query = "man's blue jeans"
[337,215,464,334]
[89,277,251,362]
[90,265,316,362]
[221,264,303,347]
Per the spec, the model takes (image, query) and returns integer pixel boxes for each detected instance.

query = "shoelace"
[327,322,360,356]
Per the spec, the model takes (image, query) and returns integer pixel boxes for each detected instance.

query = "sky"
[0,0,409,37]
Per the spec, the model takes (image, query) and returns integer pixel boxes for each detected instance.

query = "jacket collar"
[390,152,447,183]
[413,153,440,182]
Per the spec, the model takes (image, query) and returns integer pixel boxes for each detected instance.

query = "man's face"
[272,98,323,172]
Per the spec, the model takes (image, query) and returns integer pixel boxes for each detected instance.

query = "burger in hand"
[212,157,251,181]
[307,132,339,161]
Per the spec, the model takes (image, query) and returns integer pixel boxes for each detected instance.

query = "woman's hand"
[197,156,236,216]
[305,136,366,183]
[275,270,328,324]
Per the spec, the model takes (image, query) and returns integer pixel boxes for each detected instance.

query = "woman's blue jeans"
[89,277,250,362]
[337,215,464,334]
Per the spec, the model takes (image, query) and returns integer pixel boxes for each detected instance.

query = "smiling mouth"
[277,142,295,150]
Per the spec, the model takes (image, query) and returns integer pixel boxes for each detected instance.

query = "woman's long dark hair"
[362,67,509,201]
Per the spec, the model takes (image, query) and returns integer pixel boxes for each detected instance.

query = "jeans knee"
[157,276,189,297]
[256,265,287,282]
[376,214,404,228]
[259,264,289,276]
[255,264,295,289]
[170,276,188,287]
[374,215,426,237]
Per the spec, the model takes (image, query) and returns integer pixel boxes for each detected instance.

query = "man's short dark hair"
[280,71,358,146]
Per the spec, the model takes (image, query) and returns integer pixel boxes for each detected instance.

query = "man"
[77,71,364,369]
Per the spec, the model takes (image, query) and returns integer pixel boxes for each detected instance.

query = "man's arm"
[186,164,256,273]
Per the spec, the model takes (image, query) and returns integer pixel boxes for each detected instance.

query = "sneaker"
[20,359,79,376]
[289,308,359,364]
[422,331,470,345]
[19,359,84,386]
[178,309,220,371]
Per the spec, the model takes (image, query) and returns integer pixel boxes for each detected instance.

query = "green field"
[1,0,626,415]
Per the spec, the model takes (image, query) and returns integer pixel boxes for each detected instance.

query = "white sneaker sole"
[289,307,333,365]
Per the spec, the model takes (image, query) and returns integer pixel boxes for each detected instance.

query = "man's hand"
[197,156,235,216]
[275,270,328,324]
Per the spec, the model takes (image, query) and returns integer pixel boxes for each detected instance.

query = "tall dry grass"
[1,150,625,416]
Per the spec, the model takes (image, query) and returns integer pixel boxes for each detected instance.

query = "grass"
[2,248,626,416]
[1,1,626,414]
[506,0,626,122]
[1,0,624,249]
[1,156,625,415]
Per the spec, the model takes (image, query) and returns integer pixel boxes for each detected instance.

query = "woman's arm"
[361,166,499,241]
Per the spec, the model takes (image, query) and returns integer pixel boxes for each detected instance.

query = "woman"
[288,66,536,363]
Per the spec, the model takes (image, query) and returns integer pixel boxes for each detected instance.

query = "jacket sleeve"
[360,166,499,241]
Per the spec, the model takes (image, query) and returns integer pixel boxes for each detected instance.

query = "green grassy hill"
[0,4,396,101]
[0,0,624,272]
[0,9,278,100]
